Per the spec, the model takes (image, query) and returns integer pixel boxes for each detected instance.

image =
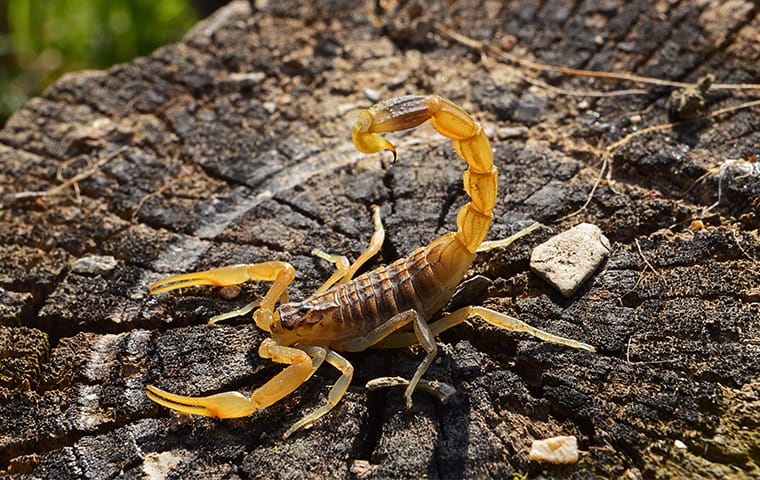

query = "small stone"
[529,435,579,464]
[674,439,687,449]
[350,459,377,479]
[142,451,183,479]
[499,34,517,50]
[530,223,611,297]
[363,88,381,102]
[71,255,118,275]
[497,126,529,139]
[263,102,277,114]
[227,72,266,84]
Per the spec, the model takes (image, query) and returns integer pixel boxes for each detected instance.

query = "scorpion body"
[276,233,470,348]
[147,95,594,439]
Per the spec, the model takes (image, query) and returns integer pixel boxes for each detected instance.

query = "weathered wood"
[1,1,758,478]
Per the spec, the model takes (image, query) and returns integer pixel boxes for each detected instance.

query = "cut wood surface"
[1,1,758,478]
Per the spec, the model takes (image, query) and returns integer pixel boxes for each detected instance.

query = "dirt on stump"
[1,1,758,478]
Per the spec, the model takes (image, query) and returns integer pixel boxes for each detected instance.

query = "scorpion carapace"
[146,94,595,439]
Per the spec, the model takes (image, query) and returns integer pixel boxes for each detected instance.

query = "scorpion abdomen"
[277,233,476,343]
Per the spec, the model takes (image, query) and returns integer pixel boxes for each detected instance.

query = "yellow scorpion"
[146,95,595,439]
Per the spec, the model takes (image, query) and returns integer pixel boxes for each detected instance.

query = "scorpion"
[146,95,596,439]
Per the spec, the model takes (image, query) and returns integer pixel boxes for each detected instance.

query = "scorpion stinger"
[146,94,595,439]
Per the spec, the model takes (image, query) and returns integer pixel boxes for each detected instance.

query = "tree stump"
[1,1,758,478]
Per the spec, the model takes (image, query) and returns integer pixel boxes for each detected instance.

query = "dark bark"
[1,1,758,478]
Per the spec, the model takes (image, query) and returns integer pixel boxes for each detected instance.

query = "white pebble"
[363,88,381,102]
[530,223,611,297]
[497,126,529,139]
[71,255,118,275]
[529,435,579,464]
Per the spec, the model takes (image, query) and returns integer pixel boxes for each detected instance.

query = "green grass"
[1,0,199,123]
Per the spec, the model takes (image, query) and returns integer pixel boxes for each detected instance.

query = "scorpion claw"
[146,385,257,419]
[149,273,217,294]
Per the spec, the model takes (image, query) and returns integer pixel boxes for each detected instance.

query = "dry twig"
[9,146,128,203]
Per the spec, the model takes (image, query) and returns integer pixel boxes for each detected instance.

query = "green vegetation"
[1,0,199,123]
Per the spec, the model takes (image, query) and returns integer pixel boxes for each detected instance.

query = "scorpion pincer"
[146,94,595,439]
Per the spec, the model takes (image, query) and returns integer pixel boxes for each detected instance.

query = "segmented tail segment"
[352,95,496,253]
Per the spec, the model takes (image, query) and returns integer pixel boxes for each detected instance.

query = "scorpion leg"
[207,300,259,325]
[337,309,437,409]
[146,339,325,420]
[337,309,418,352]
[476,222,543,252]
[382,306,596,352]
[282,347,354,439]
[463,306,596,352]
[311,205,385,297]
[403,311,438,410]
[367,307,593,406]
[311,250,350,293]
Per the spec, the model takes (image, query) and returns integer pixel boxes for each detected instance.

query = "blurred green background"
[0,0,226,125]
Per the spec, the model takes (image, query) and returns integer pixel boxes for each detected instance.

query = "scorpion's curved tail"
[352,95,496,254]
